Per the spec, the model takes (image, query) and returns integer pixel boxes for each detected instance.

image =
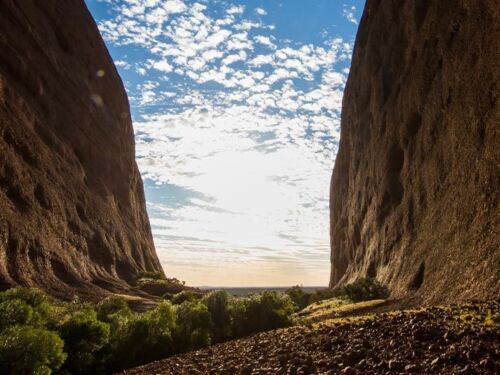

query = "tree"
[175,301,213,350]
[286,286,311,310]
[58,310,110,374]
[203,290,231,342]
[0,326,66,375]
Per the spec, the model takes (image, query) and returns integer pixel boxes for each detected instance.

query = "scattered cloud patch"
[343,5,358,25]
[255,7,267,16]
[89,0,358,286]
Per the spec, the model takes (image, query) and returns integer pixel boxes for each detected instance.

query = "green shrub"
[175,301,212,350]
[0,286,297,373]
[190,329,211,348]
[0,325,66,375]
[256,291,294,330]
[286,286,311,310]
[231,291,294,337]
[228,297,248,338]
[172,290,202,305]
[107,302,176,370]
[0,287,51,324]
[96,296,132,323]
[308,288,338,304]
[0,299,34,331]
[145,302,176,340]
[58,310,110,374]
[203,290,231,342]
[107,316,150,369]
[0,287,49,307]
[340,278,389,302]
[162,292,174,300]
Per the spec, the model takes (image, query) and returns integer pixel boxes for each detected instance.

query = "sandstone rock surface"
[330,0,499,302]
[0,0,163,299]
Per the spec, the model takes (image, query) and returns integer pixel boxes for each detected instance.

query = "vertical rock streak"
[0,0,163,299]
[330,0,499,302]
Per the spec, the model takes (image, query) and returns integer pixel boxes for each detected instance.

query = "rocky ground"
[123,301,499,374]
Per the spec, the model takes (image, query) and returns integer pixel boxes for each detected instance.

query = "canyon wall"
[0,0,163,299]
[330,0,499,303]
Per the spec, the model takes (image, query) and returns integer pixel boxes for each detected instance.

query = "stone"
[342,350,364,366]
[404,364,421,373]
[430,357,440,366]
[329,0,500,303]
[387,360,403,371]
[341,367,356,375]
[0,0,163,299]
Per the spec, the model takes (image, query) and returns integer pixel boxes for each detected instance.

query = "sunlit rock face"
[330,0,499,303]
[0,0,163,299]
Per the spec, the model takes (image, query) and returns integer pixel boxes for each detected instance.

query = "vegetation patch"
[0,287,295,374]
[286,277,389,312]
[0,279,391,373]
[297,299,386,324]
[134,273,191,296]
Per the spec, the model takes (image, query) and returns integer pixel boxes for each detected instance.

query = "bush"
[96,296,132,323]
[107,302,176,370]
[203,291,231,342]
[340,278,389,302]
[189,329,211,348]
[162,292,174,300]
[172,290,202,305]
[0,287,51,324]
[256,291,295,330]
[308,288,338,304]
[288,279,389,310]
[0,286,49,307]
[0,299,34,331]
[0,325,66,375]
[228,297,248,338]
[137,277,190,297]
[286,286,311,310]
[58,310,110,374]
[231,291,294,337]
[175,301,212,350]
[0,287,296,373]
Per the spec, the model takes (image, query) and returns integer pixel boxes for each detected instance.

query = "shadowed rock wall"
[330,0,499,303]
[0,0,163,299]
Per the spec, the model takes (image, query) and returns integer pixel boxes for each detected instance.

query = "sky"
[84,0,364,287]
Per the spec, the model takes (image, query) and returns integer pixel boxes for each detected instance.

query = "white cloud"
[94,0,355,286]
[343,5,358,25]
[254,35,275,49]
[221,50,247,65]
[227,5,245,15]
[163,0,187,14]
[249,54,274,66]
[151,59,173,72]
[114,60,131,68]
[255,7,267,16]
[201,49,224,61]
[205,29,232,48]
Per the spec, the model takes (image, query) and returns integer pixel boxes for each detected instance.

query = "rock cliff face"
[330,0,499,303]
[0,0,163,299]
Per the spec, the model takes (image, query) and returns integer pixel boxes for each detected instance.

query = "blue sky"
[85,0,364,286]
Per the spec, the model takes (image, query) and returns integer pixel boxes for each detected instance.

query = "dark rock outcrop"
[330,0,499,302]
[0,0,163,299]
